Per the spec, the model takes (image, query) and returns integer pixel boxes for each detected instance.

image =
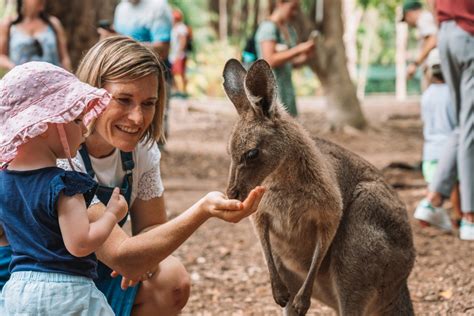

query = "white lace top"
[57,141,164,206]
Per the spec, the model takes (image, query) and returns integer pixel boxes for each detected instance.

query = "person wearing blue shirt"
[113,0,172,59]
[110,0,173,141]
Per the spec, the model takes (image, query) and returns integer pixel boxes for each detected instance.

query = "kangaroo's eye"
[245,148,259,161]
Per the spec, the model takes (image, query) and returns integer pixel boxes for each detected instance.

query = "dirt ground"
[160,96,474,316]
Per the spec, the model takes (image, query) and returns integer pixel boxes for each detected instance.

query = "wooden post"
[396,6,408,100]
[219,0,228,41]
[356,9,378,99]
[342,0,362,82]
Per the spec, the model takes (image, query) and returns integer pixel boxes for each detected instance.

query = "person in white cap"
[414,49,461,232]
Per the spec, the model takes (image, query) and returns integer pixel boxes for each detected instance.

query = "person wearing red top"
[419,0,474,240]
[436,0,474,35]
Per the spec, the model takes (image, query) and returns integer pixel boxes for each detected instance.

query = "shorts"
[94,261,140,316]
[172,57,187,76]
[422,160,438,184]
[0,271,114,315]
[0,247,139,315]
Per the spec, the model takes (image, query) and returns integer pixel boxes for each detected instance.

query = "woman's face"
[23,0,46,14]
[94,74,159,152]
[280,1,299,21]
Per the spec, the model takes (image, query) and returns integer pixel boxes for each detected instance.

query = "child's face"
[63,113,88,156]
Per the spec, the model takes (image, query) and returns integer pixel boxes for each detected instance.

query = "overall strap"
[120,151,134,172]
[78,146,134,227]
[119,151,134,208]
[79,145,95,178]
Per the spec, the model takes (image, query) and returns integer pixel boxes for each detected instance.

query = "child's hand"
[106,187,128,223]
[110,268,157,290]
[202,186,265,223]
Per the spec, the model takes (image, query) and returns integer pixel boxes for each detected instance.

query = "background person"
[414,49,461,231]
[255,0,314,117]
[401,0,437,82]
[0,0,71,71]
[429,0,474,241]
[418,0,474,241]
[170,8,189,98]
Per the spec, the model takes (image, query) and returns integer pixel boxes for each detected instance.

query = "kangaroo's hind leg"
[333,182,415,316]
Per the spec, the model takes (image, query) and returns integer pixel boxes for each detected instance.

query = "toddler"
[414,49,461,231]
[0,62,128,315]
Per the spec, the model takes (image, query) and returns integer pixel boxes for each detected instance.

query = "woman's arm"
[130,195,167,235]
[260,39,314,69]
[49,16,72,72]
[0,20,15,70]
[58,188,128,257]
[91,187,265,280]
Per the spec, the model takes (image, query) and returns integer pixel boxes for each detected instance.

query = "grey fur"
[223,59,416,316]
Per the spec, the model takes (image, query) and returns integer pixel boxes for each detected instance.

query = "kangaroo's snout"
[226,187,239,199]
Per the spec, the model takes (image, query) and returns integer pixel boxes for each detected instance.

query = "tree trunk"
[356,8,379,99]
[219,0,228,41]
[293,0,367,130]
[396,14,408,100]
[228,0,237,38]
[342,0,362,81]
[46,0,118,69]
[239,0,249,40]
[209,0,220,35]
[252,0,260,33]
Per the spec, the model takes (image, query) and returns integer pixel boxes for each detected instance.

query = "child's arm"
[58,187,128,257]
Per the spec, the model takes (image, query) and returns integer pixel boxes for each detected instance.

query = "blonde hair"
[76,35,166,144]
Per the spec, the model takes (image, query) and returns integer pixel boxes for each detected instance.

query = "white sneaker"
[414,199,452,231]
[459,219,474,241]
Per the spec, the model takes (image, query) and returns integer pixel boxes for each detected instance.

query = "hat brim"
[0,83,111,162]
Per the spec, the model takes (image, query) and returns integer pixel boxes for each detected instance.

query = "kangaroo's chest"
[252,198,319,273]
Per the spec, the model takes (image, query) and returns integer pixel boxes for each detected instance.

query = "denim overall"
[79,146,139,315]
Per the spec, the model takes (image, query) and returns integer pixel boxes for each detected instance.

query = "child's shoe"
[414,199,452,231]
[459,219,474,241]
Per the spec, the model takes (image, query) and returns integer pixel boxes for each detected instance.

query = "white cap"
[426,48,440,68]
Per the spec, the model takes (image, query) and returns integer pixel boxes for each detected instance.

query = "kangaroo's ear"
[244,59,277,118]
[223,59,251,115]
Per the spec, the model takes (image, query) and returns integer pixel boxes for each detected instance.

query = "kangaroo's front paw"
[271,283,290,307]
[292,293,311,315]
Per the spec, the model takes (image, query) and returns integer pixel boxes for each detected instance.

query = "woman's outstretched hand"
[201,186,265,223]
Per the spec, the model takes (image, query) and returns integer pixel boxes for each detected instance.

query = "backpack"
[241,22,281,65]
[241,32,257,64]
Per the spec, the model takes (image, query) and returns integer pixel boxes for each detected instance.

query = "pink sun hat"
[0,61,111,163]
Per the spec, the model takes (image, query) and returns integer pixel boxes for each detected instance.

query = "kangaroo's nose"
[227,187,240,200]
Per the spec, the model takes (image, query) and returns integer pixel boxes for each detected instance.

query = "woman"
[0,0,71,70]
[0,36,264,315]
[255,0,314,116]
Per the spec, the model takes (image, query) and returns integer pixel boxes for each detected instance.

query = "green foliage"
[186,42,239,98]
[364,64,421,95]
[184,41,320,98]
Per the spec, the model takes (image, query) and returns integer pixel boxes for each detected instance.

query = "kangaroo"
[223,59,415,316]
